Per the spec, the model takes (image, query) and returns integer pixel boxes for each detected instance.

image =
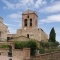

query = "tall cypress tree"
[49,27,56,43]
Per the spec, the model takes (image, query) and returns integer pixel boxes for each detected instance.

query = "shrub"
[14,40,38,56]
[39,48,45,54]
[40,40,59,49]
[0,45,9,48]
[54,41,59,47]
[40,41,50,48]
[14,41,28,49]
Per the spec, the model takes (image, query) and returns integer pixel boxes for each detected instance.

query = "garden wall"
[0,48,30,60]
[24,51,60,60]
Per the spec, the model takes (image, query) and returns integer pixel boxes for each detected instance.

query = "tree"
[49,27,56,43]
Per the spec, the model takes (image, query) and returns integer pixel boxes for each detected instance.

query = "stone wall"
[0,48,30,60]
[24,51,60,60]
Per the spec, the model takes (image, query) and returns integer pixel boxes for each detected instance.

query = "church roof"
[22,10,37,15]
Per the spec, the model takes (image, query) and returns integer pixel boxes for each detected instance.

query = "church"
[16,10,48,41]
[0,10,48,42]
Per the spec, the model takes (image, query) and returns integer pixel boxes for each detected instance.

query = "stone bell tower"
[22,10,38,30]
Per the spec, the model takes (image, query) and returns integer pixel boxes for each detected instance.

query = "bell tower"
[22,10,38,30]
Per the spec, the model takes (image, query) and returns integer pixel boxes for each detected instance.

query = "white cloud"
[5,23,21,34]
[2,0,47,10]
[5,22,21,34]
[5,23,17,27]
[8,13,22,19]
[8,27,16,34]
[42,0,47,5]
[40,14,60,23]
[2,0,15,9]
[40,1,60,13]
[4,23,17,34]
[35,0,47,8]
[21,0,34,5]
[6,11,22,34]
[35,0,42,8]
[2,0,34,9]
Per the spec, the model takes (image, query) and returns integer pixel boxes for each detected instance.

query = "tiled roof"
[22,10,37,15]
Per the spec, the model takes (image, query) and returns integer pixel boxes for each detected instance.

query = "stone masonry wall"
[0,48,30,60]
[24,51,60,60]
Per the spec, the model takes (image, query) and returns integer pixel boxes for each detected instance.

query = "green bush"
[14,41,28,49]
[40,40,59,49]
[27,40,37,56]
[40,41,50,48]
[40,40,60,54]
[39,48,45,54]
[54,41,59,47]
[45,49,54,53]
[0,45,9,48]
[14,40,38,56]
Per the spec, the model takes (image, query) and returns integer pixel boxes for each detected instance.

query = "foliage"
[27,40,38,56]
[40,39,60,54]
[49,27,56,43]
[45,49,55,53]
[0,45,9,48]
[40,27,59,54]
[14,40,38,56]
[40,41,59,49]
[53,41,59,47]
[39,48,45,54]
[14,41,28,49]
[40,41,51,48]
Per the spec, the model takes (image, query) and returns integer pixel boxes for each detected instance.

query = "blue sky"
[0,0,60,42]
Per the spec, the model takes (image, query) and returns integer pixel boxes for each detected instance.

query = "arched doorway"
[27,34,29,38]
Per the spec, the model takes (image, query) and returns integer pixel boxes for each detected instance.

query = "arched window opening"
[24,19,27,26]
[30,19,32,26]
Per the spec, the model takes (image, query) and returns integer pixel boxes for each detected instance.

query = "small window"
[24,19,27,26]
[27,34,29,38]
[27,15,29,18]
[30,19,32,26]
